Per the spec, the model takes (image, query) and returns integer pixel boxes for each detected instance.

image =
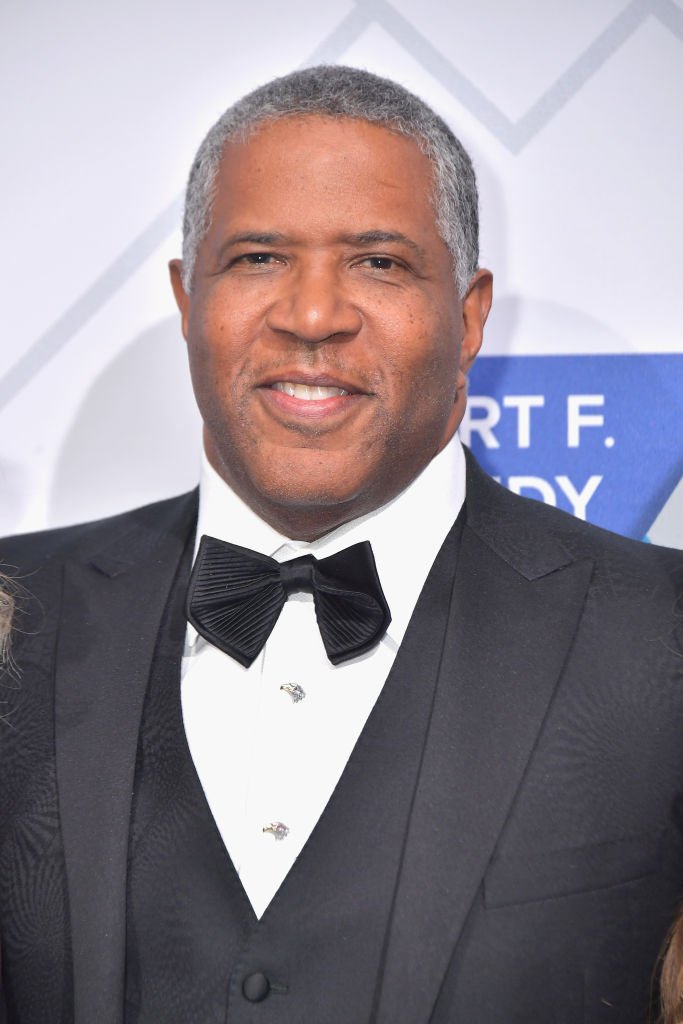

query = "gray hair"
[181,65,479,297]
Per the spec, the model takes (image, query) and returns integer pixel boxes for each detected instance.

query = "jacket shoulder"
[0,491,198,574]
[464,449,683,583]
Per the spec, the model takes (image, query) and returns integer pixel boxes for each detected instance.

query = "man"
[1,65,682,1024]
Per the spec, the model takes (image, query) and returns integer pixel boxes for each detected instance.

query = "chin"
[250,446,362,497]
[254,473,362,512]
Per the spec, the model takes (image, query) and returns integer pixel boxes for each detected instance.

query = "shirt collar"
[190,434,466,648]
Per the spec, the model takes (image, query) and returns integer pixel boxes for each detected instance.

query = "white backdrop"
[2,0,682,543]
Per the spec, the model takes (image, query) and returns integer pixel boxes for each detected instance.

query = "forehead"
[207,115,443,243]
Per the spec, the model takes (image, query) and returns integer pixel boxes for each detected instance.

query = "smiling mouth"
[270,381,351,400]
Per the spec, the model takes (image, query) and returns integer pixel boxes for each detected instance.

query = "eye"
[354,254,412,275]
[225,251,287,273]
[359,255,397,271]
[237,252,279,266]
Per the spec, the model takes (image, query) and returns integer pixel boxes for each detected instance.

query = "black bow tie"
[186,535,391,667]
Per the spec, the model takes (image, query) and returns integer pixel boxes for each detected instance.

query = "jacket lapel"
[54,492,197,1024]
[376,459,594,1024]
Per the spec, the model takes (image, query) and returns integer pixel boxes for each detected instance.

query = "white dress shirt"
[181,434,466,918]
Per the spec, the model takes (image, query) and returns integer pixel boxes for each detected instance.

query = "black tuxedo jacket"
[1,452,683,1023]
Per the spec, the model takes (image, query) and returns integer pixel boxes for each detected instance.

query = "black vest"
[124,518,463,1023]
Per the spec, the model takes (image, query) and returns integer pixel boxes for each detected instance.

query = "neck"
[203,445,405,542]
[215,481,379,543]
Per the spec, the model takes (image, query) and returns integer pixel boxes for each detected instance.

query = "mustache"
[244,357,383,393]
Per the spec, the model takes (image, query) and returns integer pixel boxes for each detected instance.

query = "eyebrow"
[219,232,289,249]
[340,231,427,260]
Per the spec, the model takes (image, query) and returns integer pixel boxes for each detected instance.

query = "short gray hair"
[181,65,480,297]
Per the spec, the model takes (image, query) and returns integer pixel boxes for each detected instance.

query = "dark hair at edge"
[658,912,683,1024]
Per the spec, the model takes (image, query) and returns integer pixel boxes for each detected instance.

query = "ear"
[458,268,493,383]
[439,269,494,450]
[169,259,190,341]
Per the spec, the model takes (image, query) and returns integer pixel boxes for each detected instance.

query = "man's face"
[170,115,491,539]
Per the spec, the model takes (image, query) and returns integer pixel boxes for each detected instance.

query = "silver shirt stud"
[263,821,290,841]
[280,682,306,703]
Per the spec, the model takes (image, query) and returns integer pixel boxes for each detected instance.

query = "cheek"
[193,285,260,358]
[382,312,461,409]
[188,299,255,395]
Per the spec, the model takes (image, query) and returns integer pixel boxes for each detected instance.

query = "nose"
[265,263,362,344]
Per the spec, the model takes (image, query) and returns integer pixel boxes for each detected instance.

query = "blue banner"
[464,354,683,541]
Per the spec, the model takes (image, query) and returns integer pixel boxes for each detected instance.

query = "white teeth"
[271,382,349,400]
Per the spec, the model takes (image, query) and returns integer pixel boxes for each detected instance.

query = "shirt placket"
[239,594,327,916]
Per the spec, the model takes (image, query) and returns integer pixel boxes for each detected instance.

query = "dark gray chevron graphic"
[302,3,375,64]
[2,0,681,410]
[359,0,682,151]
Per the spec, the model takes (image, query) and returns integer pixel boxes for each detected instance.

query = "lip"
[255,371,369,423]
[257,371,365,395]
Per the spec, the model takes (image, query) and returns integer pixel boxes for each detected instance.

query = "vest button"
[242,971,271,1002]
